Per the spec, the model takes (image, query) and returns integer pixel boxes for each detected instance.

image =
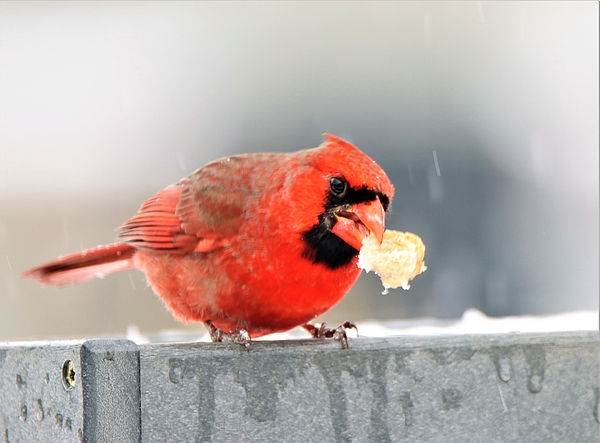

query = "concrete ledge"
[2,332,599,442]
[1,339,140,443]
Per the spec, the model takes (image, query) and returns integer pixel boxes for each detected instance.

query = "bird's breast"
[134,231,362,336]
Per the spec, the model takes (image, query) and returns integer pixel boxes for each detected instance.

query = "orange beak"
[331,197,385,251]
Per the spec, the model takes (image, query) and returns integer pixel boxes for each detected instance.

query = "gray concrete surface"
[1,332,598,442]
[1,339,140,443]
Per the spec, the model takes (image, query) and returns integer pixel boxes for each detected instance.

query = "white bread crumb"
[357,230,426,291]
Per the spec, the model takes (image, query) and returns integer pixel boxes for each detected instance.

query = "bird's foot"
[301,321,358,350]
[204,320,251,352]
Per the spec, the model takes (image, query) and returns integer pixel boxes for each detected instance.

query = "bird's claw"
[204,320,251,352]
[230,329,251,352]
[302,321,358,349]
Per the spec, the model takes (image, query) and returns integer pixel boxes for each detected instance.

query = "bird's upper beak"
[331,197,385,251]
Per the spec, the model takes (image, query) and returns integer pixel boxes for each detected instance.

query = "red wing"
[173,155,264,242]
[177,185,246,240]
[117,183,202,252]
[117,156,257,253]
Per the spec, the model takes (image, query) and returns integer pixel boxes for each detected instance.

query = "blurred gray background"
[0,2,597,341]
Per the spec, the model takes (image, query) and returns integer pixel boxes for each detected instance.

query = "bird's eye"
[329,177,346,196]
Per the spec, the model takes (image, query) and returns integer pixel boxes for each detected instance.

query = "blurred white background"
[0,2,597,341]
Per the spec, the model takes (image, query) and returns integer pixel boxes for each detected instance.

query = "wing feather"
[117,184,198,252]
[116,155,269,253]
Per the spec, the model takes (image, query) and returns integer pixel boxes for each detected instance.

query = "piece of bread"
[357,230,426,291]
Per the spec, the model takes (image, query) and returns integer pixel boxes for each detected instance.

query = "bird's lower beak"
[331,198,385,251]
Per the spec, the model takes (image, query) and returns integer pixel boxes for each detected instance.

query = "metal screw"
[62,360,76,390]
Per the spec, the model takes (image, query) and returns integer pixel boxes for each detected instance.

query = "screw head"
[62,360,76,390]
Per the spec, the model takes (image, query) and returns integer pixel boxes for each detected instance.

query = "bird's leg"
[204,320,224,342]
[204,320,251,352]
[301,321,358,350]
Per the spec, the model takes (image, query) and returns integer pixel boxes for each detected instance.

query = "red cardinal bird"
[23,135,394,347]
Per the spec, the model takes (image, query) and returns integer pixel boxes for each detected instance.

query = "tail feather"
[22,243,135,286]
